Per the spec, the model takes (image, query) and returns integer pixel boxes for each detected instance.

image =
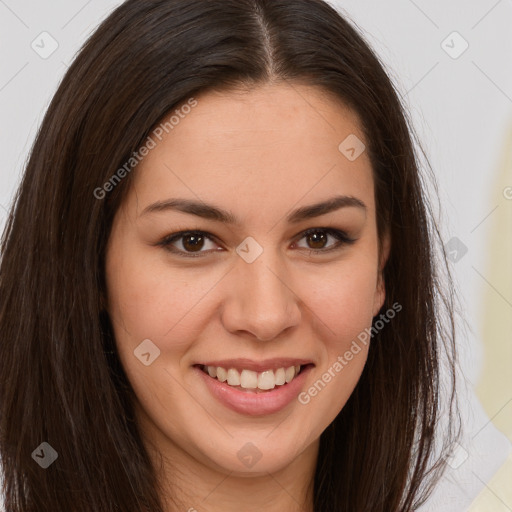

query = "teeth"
[274,368,286,386]
[203,364,303,390]
[240,369,258,389]
[216,367,227,382]
[258,370,275,390]
[285,366,295,383]
[226,368,240,386]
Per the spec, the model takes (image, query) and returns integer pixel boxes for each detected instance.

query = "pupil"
[308,231,327,249]
[183,234,204,252]
[181,232,327,252]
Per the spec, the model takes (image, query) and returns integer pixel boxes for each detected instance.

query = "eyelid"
[295,227,356,245]
[157,229,220,258]
[157,227,357,258]
[291,228,357,256]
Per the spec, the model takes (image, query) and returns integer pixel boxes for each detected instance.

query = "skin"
[105,82,389,512]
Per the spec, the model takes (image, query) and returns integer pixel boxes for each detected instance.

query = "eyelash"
[157,227,357,258]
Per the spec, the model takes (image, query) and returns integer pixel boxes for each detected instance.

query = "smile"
[194,360,315,416]
[200,364,303,392]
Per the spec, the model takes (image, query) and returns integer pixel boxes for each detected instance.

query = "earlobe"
[373,232,391,316]
[373,273,386,316]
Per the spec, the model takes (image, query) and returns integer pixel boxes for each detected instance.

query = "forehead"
[130,82,374,220]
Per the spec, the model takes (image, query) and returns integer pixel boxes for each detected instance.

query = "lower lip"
[194,365,314,416]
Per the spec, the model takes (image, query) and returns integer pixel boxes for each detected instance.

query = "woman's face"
[105,82,387,476]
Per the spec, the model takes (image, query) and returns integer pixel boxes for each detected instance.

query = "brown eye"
[295,228,356,254]
[159,230,220,257]
[305,231,328,249]
[182,233,206,252]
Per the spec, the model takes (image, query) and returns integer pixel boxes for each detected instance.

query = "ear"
[372,231,391,317]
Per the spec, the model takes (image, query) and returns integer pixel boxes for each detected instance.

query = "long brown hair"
[0,1,459,510]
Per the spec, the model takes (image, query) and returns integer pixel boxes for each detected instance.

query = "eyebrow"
[140,195,366,224]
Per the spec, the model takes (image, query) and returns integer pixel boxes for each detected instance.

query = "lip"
[194,358,314,373]
[194,363,314,416]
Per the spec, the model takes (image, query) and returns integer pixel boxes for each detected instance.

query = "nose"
[220,250,302,342]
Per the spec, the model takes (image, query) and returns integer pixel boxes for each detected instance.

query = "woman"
[0,0,459,510]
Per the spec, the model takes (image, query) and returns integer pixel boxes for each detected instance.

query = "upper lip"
[194,358,314,373]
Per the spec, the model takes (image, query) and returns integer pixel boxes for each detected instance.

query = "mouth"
[192,359,315,416]
[196,363,314,394]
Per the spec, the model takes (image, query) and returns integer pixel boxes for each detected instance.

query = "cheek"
[106,239,379,360]
[105,256,207,414]
[293,263,377,437]
[302,259,379,345]
[106,248,218,344]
